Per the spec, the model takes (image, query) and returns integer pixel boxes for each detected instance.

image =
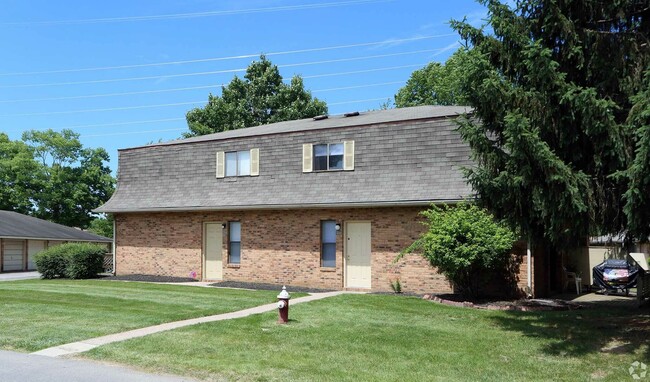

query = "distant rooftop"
[0,210,112,242]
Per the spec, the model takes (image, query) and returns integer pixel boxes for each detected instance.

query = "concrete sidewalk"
[0,350,198,382]
[0,271,40,281]
[33,291,348,358]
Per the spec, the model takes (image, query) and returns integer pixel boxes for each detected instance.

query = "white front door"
[204,223,223,280]
[345,222,372,289]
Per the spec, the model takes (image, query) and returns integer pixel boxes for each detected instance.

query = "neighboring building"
[0,211,112,272]
[96,105,531,294]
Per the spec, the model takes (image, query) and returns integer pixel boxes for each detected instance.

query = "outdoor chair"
[562,267,582,295]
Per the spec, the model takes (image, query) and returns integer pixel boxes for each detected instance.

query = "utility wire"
[79,97,394,138]
[0,34,454,76]
[0,49,437,89]
[0,0,392,26]
[0,81,404,103]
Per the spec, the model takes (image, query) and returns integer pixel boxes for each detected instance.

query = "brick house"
[96,105,532,294]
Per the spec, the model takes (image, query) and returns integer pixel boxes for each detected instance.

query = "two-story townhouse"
[96,105,532,294]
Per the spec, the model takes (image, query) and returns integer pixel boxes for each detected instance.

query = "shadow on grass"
[489,299,650,360]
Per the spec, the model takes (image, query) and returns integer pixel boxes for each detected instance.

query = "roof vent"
[313,114,328,121]
[344,111,360,117]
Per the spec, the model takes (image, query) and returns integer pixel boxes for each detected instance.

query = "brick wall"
[115,207,530,295]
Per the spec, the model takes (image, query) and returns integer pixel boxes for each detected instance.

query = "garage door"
[28,240,45,271]
[3,240,25,271]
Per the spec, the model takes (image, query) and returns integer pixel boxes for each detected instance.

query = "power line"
[83,128,187,138]
[0,101,205,117]
[0,85,219,103]
[0,34,455,76]
[78,97,395,138]
[0,65,419,117]
[0,81,404,103]
[312,81,404,93]
[0,49,437,89]
[4,118,187,134]
[302,63,426,79]
[328,97,390,106]
[1,0,392,26]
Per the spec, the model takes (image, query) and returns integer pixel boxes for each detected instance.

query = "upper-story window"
[216,149,259,178]
[302,141,354,173]
[314,143,343,171]
[226,151,250,176]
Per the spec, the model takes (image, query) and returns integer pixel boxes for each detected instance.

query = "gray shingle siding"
[96,106,475,213]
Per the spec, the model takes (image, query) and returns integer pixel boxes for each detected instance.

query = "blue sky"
[0,0,487,173]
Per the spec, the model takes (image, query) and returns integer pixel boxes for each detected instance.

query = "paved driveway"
[0,271,40,281]
[0,350,198,382]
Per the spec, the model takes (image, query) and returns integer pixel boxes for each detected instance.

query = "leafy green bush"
[35,243,107,279]
[34,249,68,279]
[66,243,106,279]
[398,203,516,297]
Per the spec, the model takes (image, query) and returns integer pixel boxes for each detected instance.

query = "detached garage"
[0,211,112,272]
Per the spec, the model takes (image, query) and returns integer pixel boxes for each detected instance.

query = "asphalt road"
[0,350,199,382]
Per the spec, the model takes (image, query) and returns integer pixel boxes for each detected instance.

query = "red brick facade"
[115,207,530,295]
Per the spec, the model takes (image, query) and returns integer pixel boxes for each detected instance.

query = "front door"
[204,223,223,280]
[345,222,372,289]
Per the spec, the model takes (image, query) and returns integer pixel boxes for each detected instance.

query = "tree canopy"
[0,130,114,229]
[451,0,650,246]
[184,55,327,137]
[394,48,474,107]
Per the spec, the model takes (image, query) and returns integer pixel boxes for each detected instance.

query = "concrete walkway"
[33,291,347,358]
[0,350,198,382]
[0,271,40,281]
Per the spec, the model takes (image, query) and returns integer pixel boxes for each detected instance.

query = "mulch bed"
[425,293,583,311]
[209,281,334,294]
[102,274,198,283]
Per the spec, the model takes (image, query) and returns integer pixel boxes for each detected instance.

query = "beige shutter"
[216,151,225,178]
[302,144,313,173]
[343,140,355,171]
[250,148,259,176]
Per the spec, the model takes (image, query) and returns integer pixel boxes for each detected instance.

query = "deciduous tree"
[395,48,474,107]
[22,129,114,228]
[184,55,327,137]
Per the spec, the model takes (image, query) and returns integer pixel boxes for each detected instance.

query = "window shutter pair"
[302,140,355,172]
[216,148,259,178]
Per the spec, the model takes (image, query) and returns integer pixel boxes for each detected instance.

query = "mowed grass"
[87,294,650,382]
[0,279,285,352]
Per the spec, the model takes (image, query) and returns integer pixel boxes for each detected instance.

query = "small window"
[225,151,251,177]
[321,220,337,267]
[314,143,344,171]
[229,221,241,264]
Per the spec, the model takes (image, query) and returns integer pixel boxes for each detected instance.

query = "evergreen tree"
[451,0,650,246]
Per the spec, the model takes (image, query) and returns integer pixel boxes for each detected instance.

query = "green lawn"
[0,279,283,352]
[86,294,650,382]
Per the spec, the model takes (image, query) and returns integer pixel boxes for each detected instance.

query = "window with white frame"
[321,220,337,267]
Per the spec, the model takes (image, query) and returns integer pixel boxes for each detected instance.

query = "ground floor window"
[229,221,241,264]
[321,220,337,267]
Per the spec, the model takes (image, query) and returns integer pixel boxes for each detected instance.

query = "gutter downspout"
[527,240,532,297]
[112,215,117,276]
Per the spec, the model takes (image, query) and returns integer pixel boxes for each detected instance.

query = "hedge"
[35,243,107,279]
